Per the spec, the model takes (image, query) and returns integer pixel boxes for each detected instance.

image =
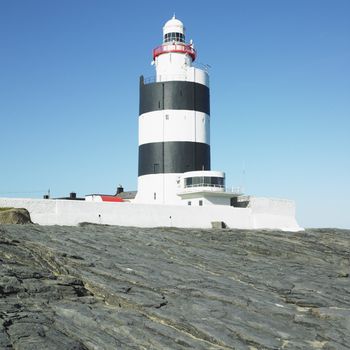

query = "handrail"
[185,183,225,189]
[143,74,188,84]
[143,76,157,84]
[153,43,196,61]
[182,184,243,195]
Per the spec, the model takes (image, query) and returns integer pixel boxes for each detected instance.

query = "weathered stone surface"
[0,224,349,349]
[0,208,32,224]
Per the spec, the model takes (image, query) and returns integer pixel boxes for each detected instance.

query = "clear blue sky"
[0,0,349,228]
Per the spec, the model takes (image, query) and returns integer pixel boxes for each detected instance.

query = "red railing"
[153,44,196,61]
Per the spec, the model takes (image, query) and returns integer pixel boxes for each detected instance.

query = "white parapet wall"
[0,197,302,231]
[248,197,301,231]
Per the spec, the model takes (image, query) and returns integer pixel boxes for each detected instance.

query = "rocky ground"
[0,224,349,349]
[0,209,32,225]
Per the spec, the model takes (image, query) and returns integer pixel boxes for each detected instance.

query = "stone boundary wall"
[0,197,302,231]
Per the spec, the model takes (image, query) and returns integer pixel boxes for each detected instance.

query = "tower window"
[154,192,157,200]
[199,200,203,206]
[164,32,185,43]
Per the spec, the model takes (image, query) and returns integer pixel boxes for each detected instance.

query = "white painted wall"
[155,58,209,87]
[183,196,230,206]
[249,197,296,216]
[205,196,231,206]
[139,110,209,145]
[186,67,209,87]
[135,173,183,204]
[85,195,103,202]
[156,52,192,77]
[0,197,302,231]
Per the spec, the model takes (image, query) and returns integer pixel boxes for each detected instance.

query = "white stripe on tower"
[139,110,210,145]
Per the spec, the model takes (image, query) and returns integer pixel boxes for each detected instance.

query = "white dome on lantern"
[163,15,185,35]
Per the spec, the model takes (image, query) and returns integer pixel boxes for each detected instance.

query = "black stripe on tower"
[139,76,210,115]
[138,142,210,176]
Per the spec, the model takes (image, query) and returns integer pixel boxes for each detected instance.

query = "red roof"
[100,196,124,202]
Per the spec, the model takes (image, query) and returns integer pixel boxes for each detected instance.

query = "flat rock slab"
[0,224,349,349]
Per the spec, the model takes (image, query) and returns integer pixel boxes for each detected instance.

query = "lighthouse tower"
[135,16,221,205]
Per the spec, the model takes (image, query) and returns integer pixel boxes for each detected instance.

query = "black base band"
[138,141,210,176]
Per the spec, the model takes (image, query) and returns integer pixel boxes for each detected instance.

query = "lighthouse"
[135,16,228,205]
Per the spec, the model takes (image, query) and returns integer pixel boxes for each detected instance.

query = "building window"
[184,176,225,189]
[199,200,203,206]
[187,201,191,206]
[154,192,156,200]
